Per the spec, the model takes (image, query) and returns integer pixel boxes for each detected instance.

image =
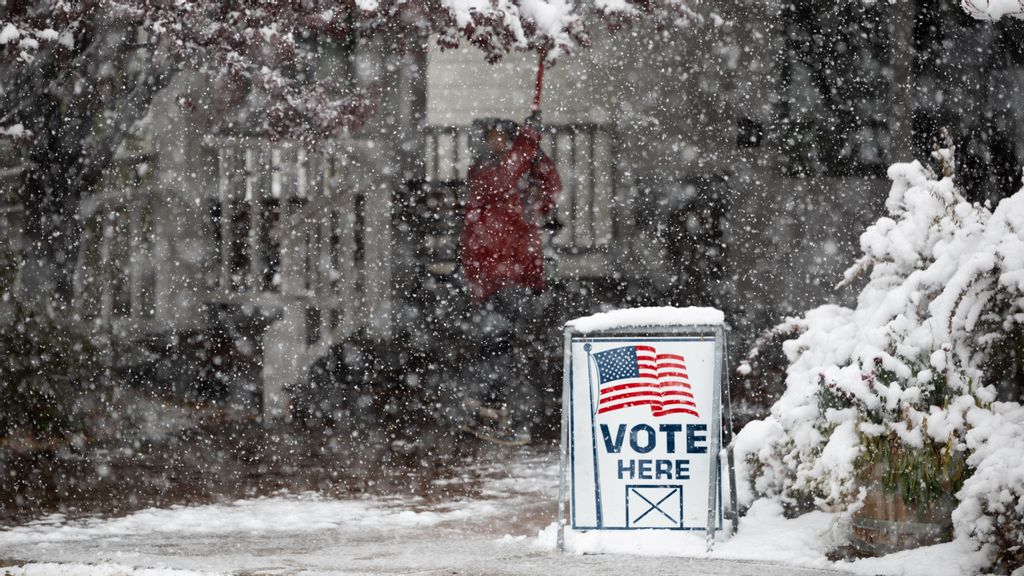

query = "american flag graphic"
[591,345,699,417]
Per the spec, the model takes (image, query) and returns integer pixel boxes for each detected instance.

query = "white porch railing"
[209,136,391,417]
[423,123,631,253]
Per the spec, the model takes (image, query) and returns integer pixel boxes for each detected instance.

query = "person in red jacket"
[460,117,561,304]
[459,115,562,443]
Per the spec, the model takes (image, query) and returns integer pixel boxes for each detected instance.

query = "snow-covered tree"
[961,0,1024,20]
[0,0,696,311]
[735,145,1024,571]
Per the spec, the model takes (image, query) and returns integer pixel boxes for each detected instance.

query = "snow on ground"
[0,564,215,576]
[542,499,991,576]
[0,449,989,575]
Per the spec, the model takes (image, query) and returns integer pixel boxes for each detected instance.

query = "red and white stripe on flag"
[597,345,699,417]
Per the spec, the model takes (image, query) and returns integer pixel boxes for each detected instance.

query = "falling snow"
[1,0,1023,574]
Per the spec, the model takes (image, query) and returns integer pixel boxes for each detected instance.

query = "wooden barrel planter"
[850,463,957,556]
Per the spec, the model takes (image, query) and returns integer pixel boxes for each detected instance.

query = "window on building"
[772,0,892,177]
[305,306,321,346]
[76,214,105,321]
[108,210,132,319]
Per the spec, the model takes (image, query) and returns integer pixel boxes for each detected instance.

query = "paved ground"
[0,440,859,576]
[1,415,479,526]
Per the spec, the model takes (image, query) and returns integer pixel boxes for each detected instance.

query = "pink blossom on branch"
[1,0,699,140]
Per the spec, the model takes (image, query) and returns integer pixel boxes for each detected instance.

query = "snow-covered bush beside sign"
[735,147,1024,572]
[961,0,1024,20]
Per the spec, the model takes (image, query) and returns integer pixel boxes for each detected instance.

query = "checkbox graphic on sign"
[625,485,684,529]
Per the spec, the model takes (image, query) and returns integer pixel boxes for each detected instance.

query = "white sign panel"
[567,334,722,531]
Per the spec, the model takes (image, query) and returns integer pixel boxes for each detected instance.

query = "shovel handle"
[531,49,547,113]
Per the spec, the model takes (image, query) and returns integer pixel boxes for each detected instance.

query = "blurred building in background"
[2,0,1021,421]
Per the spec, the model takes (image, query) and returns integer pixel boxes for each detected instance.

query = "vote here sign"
[565,330,723,532]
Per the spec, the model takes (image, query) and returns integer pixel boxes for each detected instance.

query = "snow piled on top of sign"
[567,306,724,332]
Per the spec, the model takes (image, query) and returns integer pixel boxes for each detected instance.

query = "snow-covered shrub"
[0,300,107,441]
[735,147,1024,569]
[954,402,1024,572]
[0,243,108,443]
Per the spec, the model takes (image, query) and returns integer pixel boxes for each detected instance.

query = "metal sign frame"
[557,323,738,552]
